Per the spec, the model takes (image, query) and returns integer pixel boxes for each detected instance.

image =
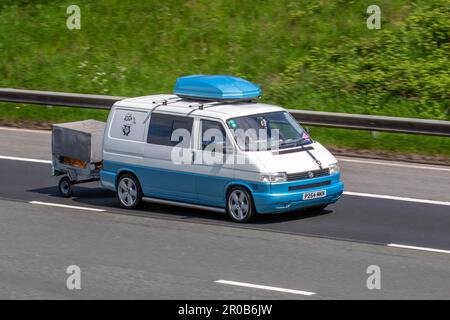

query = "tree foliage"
[267,0,449,119]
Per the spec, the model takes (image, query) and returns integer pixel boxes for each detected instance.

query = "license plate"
[302,190,326,200]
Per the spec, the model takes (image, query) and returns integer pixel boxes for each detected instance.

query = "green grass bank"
[0,0,448,158]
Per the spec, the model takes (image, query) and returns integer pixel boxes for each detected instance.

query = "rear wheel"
[226,187,256,223]
[117,174,142,209]
[58,176,73,198]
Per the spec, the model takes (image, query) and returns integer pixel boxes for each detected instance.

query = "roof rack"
[150,96,181,105]
[187,101,225,110]
[142,97,184,123]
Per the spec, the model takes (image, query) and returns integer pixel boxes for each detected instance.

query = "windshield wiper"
[279,138,305,148]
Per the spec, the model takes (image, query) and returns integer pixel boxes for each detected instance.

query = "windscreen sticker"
[229,119,238,129]
[302,131,310,141]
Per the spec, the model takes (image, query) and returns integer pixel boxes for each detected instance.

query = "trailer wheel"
[58,176,73,198]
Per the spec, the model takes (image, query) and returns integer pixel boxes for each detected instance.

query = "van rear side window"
[110,109,148,141]
[147,113,193,147]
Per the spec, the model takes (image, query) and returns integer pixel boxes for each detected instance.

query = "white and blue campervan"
[100,75,344,222]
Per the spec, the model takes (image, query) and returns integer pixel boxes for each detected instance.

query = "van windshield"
[226,111,311,151]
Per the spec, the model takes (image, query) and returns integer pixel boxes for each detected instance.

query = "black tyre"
[58,176,73,198]
[226,186,256,223]
[117,174,142,209]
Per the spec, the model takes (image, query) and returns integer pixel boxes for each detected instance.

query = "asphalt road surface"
[0,126,449,299]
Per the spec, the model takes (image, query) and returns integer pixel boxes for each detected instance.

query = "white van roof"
[114,94,284,121]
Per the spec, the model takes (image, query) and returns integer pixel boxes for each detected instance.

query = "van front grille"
[287,168,330,181]
[288,180,331,191]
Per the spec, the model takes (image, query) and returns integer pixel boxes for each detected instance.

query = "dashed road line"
[344,191,450,206]
[29,201,106,212]
[0,155,51,164]
[387,244,450,254]
[215,280,316,296]
[0,126,51,134]
[337,157,450,172]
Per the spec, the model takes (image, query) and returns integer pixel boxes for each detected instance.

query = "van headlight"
[329,162,340,174]
[260,172,287,183]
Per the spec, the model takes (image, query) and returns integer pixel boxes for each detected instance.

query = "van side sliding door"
[192,118,235,207]
[143,113,197,203]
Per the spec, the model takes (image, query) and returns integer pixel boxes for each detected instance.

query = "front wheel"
[226,187,256,223]
[117,174,142,209]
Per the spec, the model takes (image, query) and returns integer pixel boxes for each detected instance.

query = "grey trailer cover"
[52,119,105,163]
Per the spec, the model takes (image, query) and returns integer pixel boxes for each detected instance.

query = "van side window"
[110,109,148,141]
[147,113,193,147]
[201,120,226,150]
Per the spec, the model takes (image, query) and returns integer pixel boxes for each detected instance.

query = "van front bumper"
[252,175,344,214]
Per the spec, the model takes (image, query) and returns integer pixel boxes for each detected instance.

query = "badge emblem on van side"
[122,124,131,136]
[122,113,136,136]
[308,171,314,178]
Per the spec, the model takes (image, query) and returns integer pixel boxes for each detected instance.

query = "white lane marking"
[29,201,105,212]
[0,155,51,164]
[388,244,450,254]
[0,126,50,134]
[215,280,316,296]
[344,191,450,206]
[337,157,450,172]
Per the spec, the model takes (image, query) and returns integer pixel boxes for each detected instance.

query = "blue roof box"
[174,75,261,101]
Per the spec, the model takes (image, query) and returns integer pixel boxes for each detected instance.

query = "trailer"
[51,120,105,197]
